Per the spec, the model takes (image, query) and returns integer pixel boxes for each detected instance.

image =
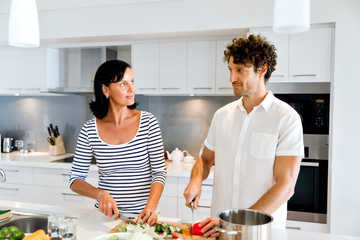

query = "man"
[183,34,304,237]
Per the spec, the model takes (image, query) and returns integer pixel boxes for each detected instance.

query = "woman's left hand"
[137,207,158,225]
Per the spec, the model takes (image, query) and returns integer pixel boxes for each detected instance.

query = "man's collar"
[237,91,275,112]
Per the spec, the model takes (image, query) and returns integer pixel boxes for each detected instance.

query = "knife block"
[49,135,66,156]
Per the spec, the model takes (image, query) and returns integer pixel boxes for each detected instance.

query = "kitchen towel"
[0,209,12,221]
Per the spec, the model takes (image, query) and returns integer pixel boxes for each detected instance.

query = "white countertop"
[0,200,359,240]
[0,151,213,178]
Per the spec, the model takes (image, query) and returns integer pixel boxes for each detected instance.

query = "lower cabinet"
[0,183,34,203]
[158,176,213,222]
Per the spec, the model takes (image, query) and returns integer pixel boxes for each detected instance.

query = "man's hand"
[197,217,220,238]
[183,178,202,209]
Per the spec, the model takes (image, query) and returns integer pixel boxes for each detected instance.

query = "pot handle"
[215,226,242,235]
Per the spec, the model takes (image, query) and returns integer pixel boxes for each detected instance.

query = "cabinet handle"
[197,205,211,209]
[7,88,22,90]
[286,226,301,230]
[0,187,19,191]
[202,184,213,187]
[4,169,19,172]
[272,75,285,78]
[161,88,180,90]
[61,174,70,177]
[193,88,212,90]
[62,193,81,197]
[139,88,157,90]
[292,74,317,77]
[218,87,233,90]
[24,88,41,90]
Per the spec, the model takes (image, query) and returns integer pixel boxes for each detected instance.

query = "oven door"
[287,159,328,223]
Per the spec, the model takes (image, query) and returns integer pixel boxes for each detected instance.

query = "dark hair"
[89,60,138,119]
[224,34,277,83]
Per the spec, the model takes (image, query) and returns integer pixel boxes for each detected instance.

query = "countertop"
[0,200,359,240]
[0,151,213,178]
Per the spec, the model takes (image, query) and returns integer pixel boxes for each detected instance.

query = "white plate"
[91,232,132,240]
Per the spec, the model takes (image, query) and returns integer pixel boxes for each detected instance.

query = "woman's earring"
[105,95,109,99]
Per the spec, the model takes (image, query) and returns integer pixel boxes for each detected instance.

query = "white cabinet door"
[132,43,160,94]
[159,42,187,94]
[1,166,33,184]
[24,48,48,91]
[177,199,211,222]
[0,183,34,202]
[289,28,332,83]
[216,40,233,95]
[158,196,178,218]
[187,41,216,94]
[249,29,289,83]
[0,49,24,91]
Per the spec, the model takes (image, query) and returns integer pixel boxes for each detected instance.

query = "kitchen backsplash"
[0,95,237,156]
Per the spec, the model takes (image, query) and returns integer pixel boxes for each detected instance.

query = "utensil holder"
[49,135,66,156]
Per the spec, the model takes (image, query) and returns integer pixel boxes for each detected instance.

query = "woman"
[69,60,166,225]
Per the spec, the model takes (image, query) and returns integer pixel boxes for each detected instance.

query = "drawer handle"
[193,88,212,90]
[218,87,232,90]
[197,205,211,209]
[139,88,157,90]
[272,75,285,78]
[4,169,19,172]
[292,74,316,77]
[0,187,19,191]
[62,193,81,197]
[61,174,70,177]
[161,88,180,90]
[202,184,213,187]
[286,226,301,230]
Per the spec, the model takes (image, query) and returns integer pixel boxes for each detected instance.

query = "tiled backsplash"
[0,95,237,156]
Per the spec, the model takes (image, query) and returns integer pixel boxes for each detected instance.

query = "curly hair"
[224,34,277,83]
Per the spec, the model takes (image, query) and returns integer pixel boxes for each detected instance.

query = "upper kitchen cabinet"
[132,43,160,95]
[132,42,188,95]
[159,42,187,94]
[250,26,333,83]
[187,40,216,94]
[0,48,57,94]
[216,40,233,95]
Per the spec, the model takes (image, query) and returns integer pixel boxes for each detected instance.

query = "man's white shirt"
[204,91,304,229]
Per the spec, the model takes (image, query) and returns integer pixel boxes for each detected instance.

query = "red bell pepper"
[191,222,208,236]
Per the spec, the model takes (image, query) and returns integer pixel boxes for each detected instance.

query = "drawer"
[177,177,213,200]
[0,183,34,202]
[1,166,33,184]
[162,176,177,197]
[33,186,96,207]
[34,168,99,187]
[158,196,177,218]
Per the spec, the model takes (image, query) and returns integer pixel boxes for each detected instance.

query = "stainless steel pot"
[215,209,273,240]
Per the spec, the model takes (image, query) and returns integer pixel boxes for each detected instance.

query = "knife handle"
[47,127,52,136]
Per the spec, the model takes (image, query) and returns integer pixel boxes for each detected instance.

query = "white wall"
[0,0,360,236]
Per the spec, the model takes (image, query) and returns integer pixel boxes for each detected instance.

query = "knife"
[190,200,195,226]
[55,126,60,136]
[49,124,57,138]
[117,212,134,224]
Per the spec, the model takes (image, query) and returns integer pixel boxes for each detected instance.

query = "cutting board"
[108,221,215,240]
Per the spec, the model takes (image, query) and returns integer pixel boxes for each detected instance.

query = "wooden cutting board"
[108,221,215,240]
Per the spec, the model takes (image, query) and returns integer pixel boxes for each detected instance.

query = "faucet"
[0,169,6,182]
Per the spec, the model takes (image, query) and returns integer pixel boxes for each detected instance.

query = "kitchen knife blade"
[190,200,195,225]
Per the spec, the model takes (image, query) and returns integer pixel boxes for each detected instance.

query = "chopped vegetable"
[116,222,183,239]
[171,232,180,238]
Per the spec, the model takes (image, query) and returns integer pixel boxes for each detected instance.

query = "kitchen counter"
[0,151,213,178]
[0,200,359,240]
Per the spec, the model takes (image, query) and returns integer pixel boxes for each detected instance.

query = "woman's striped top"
[69,111,167,214]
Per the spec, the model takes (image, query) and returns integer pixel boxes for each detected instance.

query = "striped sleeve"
[147,114,167,186]
[69,121,94,187]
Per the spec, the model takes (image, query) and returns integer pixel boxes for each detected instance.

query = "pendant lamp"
[9,0,40,47]
[273,0,310,34]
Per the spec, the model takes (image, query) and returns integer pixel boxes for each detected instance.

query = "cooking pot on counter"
[215,209,273,240]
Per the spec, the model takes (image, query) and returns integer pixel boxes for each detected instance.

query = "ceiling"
[0,0,177,14]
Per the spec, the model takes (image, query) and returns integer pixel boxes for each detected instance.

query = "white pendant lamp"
[9,0,40,47]
[273,0,310,34]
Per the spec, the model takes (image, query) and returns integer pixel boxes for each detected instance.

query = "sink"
[0,216,48,234]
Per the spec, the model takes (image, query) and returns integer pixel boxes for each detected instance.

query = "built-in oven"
[287,135,329,223]
[274,93,330,224]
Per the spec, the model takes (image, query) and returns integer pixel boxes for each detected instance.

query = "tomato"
[171,232,180,238]
[190,222,208,236]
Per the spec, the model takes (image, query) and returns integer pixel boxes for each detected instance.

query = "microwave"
[274,94,330,135]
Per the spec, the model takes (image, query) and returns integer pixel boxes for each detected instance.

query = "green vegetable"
[117,223,127,233]
[0,226,25,240]
[106,235,120,240]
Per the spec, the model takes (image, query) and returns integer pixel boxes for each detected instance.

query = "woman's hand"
[198,217,220,238]
[137,206,158,226]
[97,190,119,219]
